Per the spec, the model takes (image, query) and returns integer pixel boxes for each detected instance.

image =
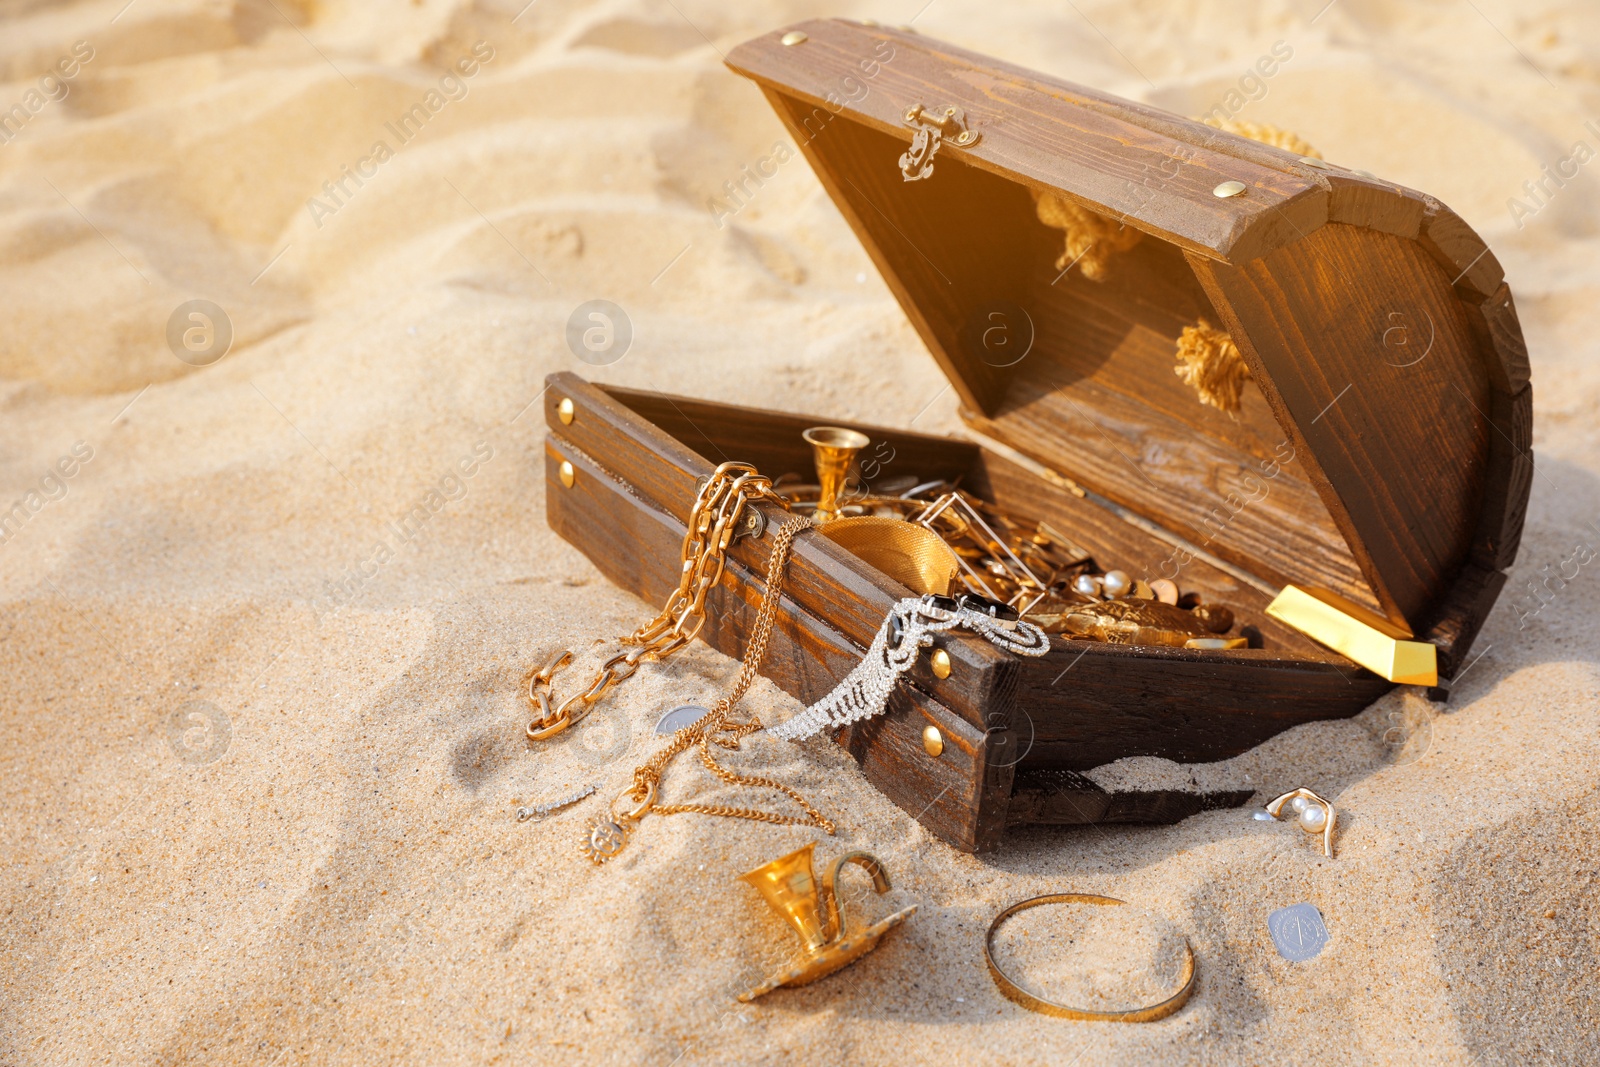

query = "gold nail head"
[922,724,944,757]
[1299,156,1329,169]
[781,30,808,45]
[930,649,952,679]
[1213,180,1248,198]
[559,461,575,488]
[557,397,575,425]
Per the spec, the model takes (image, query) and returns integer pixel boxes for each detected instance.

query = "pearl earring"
[1259,788,1337,857]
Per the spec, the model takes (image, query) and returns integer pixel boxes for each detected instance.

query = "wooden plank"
[1008,641,1391,771]
[601,383,980,490]
[1470,386,1534,572]
[1190,225,1494,629]
[1323,171,1427,238]
[763,88,1041,414]
[1418,197,1505,303]
[544,433,1007,851]
[1421,563,1508,679]
[726,19,1329,264]
[1474,283,1532,395]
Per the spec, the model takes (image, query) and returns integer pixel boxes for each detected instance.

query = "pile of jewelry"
[775,471,1244,650]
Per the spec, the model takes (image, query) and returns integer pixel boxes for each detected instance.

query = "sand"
[2,1,1598,1064]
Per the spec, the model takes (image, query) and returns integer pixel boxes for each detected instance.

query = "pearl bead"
[1298,804,1327,832]
[1289,795,1311,814]
[1073,573,1101,597]
[1102,570,1132,598]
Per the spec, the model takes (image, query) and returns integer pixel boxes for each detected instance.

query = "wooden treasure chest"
[540,20,1531,853]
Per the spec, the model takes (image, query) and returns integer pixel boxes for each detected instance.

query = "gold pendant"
[582,819,630,864]
[579,784,655,865]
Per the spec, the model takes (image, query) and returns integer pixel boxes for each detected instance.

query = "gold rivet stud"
[1213,180,1247,198]
[930,648,952,679]
[922,724,944,758]
[781,30,808,45]
[557,397,574,425]
[559,461,575,488]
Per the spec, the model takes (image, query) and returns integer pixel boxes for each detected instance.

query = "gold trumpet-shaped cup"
[737,842,917,1001]
[803,426,870,524]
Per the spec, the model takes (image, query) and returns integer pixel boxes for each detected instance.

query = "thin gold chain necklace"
[581,512,834,863]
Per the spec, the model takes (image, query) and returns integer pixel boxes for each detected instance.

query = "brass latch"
[898,104,979,182]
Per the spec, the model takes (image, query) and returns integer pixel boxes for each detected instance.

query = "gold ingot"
[803,426,869,525]
[738,842,917,1001]
[1265,584,1437,686]
[930,648,952,679]
[559,461,575,488]
[816,516,960,595]
[922,724,944,757]
[557,397,575,424]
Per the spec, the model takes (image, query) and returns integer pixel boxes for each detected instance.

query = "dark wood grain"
[1191,225,1493,628]
[1009,640,1391,770]
[1470,386,1534,572]
[1420,563,1508,678]
[1322,170,1427,238]
[730,16,1526,657]
[727,19,1329,263]
[602,383,980,489]
[1474,283,1532,395]
[1418,197,1505,303]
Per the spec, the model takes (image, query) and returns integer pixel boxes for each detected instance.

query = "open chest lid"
[726,19,1532,636]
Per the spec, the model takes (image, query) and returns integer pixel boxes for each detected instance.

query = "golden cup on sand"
[803,426,870,524]
[737,842,917,1001]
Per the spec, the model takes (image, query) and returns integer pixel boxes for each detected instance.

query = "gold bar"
[1266,585,1437,686]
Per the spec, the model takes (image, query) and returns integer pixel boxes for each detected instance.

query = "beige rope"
[1033,192,1142,282]
[1032,119,1317,415]
[1201,116,1322,159]
[1171,120,1316,413]
[1174,319,1250,414]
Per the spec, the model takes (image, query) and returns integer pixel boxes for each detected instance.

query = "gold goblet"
[803,426,869,524]
[737,842,916,1001]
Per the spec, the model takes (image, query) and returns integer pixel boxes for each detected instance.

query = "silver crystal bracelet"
[770,594,1050,742]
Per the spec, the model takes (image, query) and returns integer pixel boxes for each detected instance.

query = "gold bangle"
[983,894,1197,1022]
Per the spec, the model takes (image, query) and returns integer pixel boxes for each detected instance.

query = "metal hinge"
[898,104,979,182]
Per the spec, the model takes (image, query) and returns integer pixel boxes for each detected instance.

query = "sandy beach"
[2,1,1598,1064]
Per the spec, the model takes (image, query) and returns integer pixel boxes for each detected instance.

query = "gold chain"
[569,502,834,863]
[526,462,782,741]
[624,513,835,834]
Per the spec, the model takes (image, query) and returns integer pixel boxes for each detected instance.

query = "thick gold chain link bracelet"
[525,462,778,741]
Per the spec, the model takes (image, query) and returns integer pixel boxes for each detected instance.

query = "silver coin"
[655,704,711,734]
[1267,902,1329,962]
